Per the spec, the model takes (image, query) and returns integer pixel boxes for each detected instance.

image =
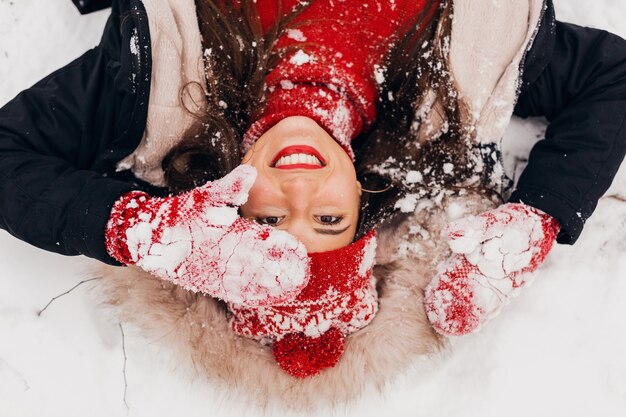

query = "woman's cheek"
[326,173,360,204]
[241,175,272,215]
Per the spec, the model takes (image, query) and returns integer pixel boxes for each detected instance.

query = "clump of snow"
[405,170,423,184]
[373,64,386,84]
[129,28,139,56]
[394,193,419,213]
[446,204,546,279]
[289,50,313,66]
[286,29,307,42]
[358,236,377,277]
[446,201,468,221]
[279,79,294,90]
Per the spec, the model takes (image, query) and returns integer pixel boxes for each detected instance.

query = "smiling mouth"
[271,145,327,170]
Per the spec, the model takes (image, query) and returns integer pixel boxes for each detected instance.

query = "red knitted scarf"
[228,231,378,377]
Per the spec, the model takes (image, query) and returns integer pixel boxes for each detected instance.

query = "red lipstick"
[271,145,327,170]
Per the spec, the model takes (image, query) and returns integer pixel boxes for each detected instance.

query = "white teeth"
[274,153,323,167]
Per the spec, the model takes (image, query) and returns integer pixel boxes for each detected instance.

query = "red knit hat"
[228,230,378,378]
[241,80,370,160]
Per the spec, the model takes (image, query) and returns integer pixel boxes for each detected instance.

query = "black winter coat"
[1,0,625,265]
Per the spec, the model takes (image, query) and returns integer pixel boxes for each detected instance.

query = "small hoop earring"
[361,184,392,194]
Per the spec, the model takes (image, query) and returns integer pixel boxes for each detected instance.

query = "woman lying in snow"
[1,0,626,381]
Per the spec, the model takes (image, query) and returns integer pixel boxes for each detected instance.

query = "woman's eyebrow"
[314,225,351,235]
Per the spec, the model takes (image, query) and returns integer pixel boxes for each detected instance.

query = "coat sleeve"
[72,0,112,15]
[0,22,141,265]
[510,21,626,244]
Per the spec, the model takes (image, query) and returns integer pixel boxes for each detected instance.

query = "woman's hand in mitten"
[105,165,309,307]
[424,203,560,336]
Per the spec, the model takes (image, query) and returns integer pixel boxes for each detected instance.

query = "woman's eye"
[318,215,343,225]
[256,216,283,226]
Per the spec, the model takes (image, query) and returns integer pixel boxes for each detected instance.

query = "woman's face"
[241,116,361,253]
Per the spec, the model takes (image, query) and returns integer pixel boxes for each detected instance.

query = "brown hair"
[163,0,308,191]
[352,0,481,235]
[163,0,475,240]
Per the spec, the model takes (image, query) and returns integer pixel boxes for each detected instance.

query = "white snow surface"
[1,1,626,416]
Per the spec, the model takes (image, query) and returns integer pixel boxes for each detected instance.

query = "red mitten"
[424,203,560,336]
[105,165,309,307]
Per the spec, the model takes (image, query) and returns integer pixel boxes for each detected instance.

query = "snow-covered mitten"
[424,203,560,336]
[105,165,309,307]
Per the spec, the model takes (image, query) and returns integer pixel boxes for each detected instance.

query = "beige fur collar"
[116,0,207,186]
[450,0,546,143]
[415,0,545,148]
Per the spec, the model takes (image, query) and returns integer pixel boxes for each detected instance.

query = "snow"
[394,193,420,213]
[289,49,313,65]
[445,204,548,279]
[286,28,307,42]
[1,0,626,416]
[446,201,468,220]
[129,28,139,56]
[357,236,377,277]
[373,64,386,84]
[405,170,423,184]
[279,79,295,89]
